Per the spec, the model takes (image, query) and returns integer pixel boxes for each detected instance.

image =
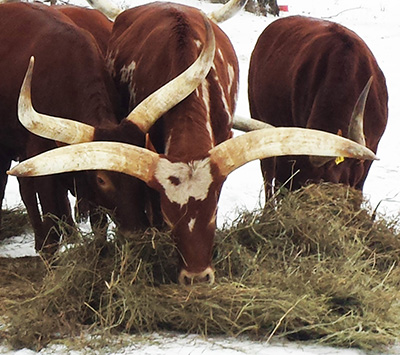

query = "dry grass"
[1,205,31,240]
[1,183,400,351]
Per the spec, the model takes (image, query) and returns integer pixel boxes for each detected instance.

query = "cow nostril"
[183,275,192,286]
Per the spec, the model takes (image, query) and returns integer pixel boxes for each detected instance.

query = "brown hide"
[56,5,112,56]
[107,2,239,279]
[0,2,147,250]
[248,16,388,196]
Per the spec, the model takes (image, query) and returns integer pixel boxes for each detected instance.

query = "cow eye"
[97,176,106,185]
[168,176,181,186]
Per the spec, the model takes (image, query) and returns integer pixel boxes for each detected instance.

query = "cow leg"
[273,156,304,192]
[18,177,45,249]
[0,157,12,240]
[20,176,73,254]
[38,176,74,253]
[260,157,276,201]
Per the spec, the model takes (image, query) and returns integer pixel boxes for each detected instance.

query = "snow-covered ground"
[1,0,400,353]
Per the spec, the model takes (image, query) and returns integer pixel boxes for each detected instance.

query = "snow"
[1,0,400,353]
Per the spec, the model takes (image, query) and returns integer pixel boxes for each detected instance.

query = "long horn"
[208,0,249,23]
[85,0,122,20]
[348,76,373,146]
[18,57,95,144]
[209,127,378,177]
[125,12,216,133]
[8,142,160,184]
[233,115,275,132]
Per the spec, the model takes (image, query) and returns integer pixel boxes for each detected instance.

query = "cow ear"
[309,129,345,167]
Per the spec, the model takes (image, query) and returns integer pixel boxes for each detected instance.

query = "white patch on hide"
[164,134,172,156]
[188,218,196,232]
[213,71,232,124]
[106,51,118,77]
[155,158,213,207]
[199,81,214,143]
[194,39,202,49]
[218,48,224,62]
[120,61,136,83]
[227,63,235,95]
[120,61,137,108]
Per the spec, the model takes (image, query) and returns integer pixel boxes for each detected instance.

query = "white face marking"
[155,158,213,207]
[188,218,196,232]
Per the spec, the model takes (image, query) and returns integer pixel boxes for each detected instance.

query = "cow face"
[150,157,224,284]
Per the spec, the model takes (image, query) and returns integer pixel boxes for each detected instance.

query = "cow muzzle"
[178,267,215,285]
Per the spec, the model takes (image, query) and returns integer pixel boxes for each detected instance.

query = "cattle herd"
[0,0,387,285]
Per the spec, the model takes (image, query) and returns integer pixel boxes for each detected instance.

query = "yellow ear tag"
[335,156,345,165]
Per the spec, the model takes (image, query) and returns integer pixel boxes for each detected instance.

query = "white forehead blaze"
[155,158,213,207]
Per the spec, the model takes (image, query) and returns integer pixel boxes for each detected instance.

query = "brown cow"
[9,5,377,284]
[0,2,147,249]
[248,16,388,197]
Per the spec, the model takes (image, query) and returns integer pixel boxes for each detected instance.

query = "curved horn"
[233,115,275,132]
[125,12,216,133]
[348,76,373,146]
[208,0,248,23]
[8,141,160,184]
[209,127,378,177]
[85,0,122,20]
[18,57,95,144]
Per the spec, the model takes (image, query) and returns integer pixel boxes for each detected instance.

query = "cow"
[247,16,388,198]
[9,4,377,284]
[0,2,147,249]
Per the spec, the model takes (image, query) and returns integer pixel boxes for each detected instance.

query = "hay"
[1,206,31,240]
[3,183,400,351]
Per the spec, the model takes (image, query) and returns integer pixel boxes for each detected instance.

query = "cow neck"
[159,100,215,163]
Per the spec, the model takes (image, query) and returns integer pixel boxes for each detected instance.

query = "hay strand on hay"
[3,183,400,351]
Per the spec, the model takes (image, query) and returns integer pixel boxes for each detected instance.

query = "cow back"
[56,5,112,56]
[107,2,239,161]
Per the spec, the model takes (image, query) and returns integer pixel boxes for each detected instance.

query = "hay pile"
[3,183,400,351]
[0,206,31,240]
